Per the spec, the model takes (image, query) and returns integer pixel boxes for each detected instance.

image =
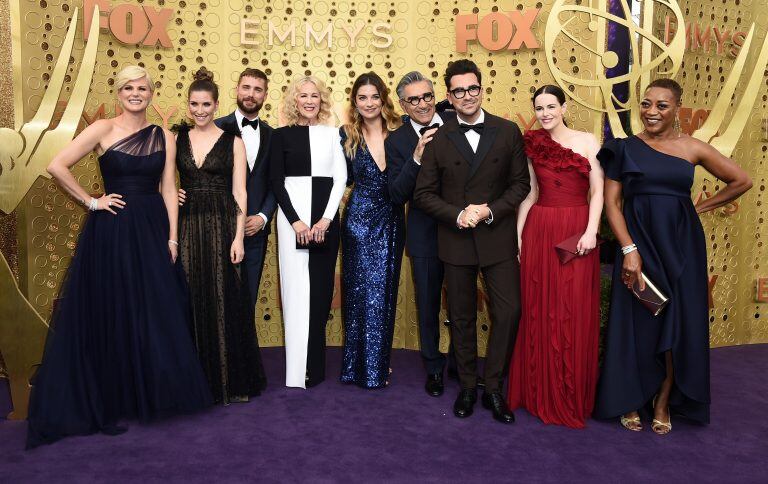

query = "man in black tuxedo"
[180,68,276,306]
[414,60,530,423]
[386,71,455,398]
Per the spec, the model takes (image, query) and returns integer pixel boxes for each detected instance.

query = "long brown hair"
[342,72,401,158]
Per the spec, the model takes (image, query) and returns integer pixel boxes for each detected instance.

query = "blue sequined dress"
[340,128,405,388]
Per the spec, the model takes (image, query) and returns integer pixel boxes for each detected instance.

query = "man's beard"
[237,97,263,115]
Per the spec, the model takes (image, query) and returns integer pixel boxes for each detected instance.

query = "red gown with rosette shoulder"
[507,128,600,429]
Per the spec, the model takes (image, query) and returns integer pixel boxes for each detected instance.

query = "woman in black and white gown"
[270,76,347,388]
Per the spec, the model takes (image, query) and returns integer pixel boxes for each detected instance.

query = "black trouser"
[411,256,447,375]
[244,231,269,306]
[443,258,521,393]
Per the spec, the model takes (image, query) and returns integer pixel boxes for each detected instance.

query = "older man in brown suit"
[414,59,530,423]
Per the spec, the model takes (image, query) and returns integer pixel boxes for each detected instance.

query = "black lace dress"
[176,127,266,403]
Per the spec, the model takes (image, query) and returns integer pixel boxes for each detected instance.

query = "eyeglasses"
[449,85,481,99]
[402,92,435,106]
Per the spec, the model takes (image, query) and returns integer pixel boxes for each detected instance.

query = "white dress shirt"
[410,113,444,165]
[234,109,261,171]
[233,109,267,225]
[455,110,493,226]
[457,109,484,153]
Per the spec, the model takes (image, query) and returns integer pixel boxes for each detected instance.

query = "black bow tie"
[419,123,440,136]
[459,123,484,134]
[241,117,259,130]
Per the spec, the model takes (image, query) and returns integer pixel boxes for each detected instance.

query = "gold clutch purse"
[631,272,669,316]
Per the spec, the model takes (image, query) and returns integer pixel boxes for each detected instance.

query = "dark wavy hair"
[444,59,482,89]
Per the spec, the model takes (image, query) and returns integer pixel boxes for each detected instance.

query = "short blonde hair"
[115,65,153,92]
[281,76,333,126]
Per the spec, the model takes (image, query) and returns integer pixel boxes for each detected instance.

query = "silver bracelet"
[168,240,179,246]
[88,197,98,211]
[621,243,637,255]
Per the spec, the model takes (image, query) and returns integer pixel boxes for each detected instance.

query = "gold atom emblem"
[543,0,686,133]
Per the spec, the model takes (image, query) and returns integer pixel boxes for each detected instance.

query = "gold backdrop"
[664,0,768,345]
[1,0,767,417]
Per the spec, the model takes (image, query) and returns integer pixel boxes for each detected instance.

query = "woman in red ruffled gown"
[507,85,604,428]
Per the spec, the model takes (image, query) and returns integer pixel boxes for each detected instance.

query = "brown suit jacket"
[413,110,530,267]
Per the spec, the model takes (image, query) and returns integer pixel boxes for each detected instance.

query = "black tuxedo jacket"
[385,112,454,258]
[215,112,277,234]
[413,110,530,267]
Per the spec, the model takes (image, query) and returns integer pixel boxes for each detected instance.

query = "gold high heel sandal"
[651,396,672,435]
[620,414,642,432]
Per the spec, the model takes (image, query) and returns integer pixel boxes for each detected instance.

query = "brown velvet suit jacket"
[413,110,530,267]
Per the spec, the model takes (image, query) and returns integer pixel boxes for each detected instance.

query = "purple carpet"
[1,345,766,482]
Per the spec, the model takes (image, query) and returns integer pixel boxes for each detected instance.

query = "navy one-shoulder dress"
[26,125,212,449]
[594,136,710,423]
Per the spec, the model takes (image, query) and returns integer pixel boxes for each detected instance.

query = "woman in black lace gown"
[27,66,212,449]
[176,68,266,403]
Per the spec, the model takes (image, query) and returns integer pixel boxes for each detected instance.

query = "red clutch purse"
[554,233,605,264]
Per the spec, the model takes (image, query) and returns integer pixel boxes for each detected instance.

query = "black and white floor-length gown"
[270,125,347,388]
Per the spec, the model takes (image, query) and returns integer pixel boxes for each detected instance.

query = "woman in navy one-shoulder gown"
[594,79,751,434]
[26,66,212,449]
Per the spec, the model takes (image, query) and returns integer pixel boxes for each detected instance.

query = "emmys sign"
[240,18,393,49]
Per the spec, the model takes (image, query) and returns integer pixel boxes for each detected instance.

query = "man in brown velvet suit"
[414,59,530,423]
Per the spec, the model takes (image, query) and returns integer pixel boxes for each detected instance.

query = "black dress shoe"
[425,373,444,397]
[481,392,515,423]
[453,388,477,418]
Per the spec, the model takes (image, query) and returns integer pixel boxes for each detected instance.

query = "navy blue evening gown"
[340,129,405,388]
[594,135,710,423]
[26,125,213,448]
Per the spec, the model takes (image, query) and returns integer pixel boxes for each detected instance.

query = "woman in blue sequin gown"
[340,73,405,389]
[26,67,212,449]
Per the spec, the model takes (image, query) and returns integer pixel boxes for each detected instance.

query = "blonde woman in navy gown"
[26,66,212,448]
[594,79,751,434]
[340,72,404,389]
[270,76,347,388]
